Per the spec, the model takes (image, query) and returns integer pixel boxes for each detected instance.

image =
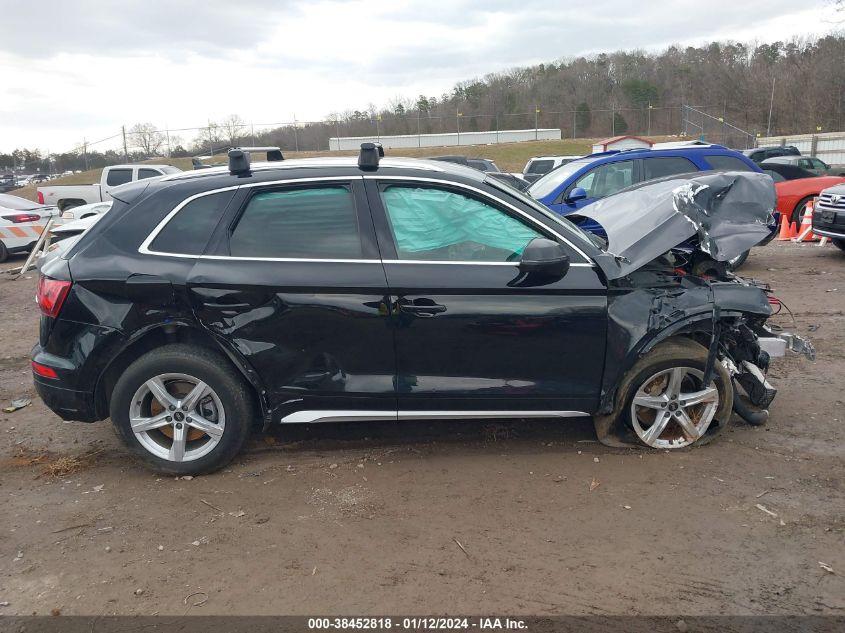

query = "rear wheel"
[110,344,253,474]
[0,240,8,263]
[833,238,845,252]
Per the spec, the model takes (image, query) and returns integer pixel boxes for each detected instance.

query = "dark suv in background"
[32,146,810,474]
[742,145,800,164]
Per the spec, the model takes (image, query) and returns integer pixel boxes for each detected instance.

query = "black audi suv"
[32,145,812,474]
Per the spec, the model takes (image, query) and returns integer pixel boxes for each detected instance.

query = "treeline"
[3,34,844,172]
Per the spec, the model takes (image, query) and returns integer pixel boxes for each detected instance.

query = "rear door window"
[148,190,234,255]
[704,155,755,172]
[106,169,132,187]
[229,185,362,259]
[138,168,163,180]
[641,157,697,180]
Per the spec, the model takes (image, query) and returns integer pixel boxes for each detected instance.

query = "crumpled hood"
[579,171,776,279]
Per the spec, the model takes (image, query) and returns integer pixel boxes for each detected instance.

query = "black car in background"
[32,146,811,474]
[760,162,816,182]
[742,145,800,164]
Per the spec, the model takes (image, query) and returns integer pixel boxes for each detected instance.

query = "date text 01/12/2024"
[307,617,528,630]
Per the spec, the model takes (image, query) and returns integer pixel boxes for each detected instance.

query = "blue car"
[527,144,770,271]
[528,144,763,217]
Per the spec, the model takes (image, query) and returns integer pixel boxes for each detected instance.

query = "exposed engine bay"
[574,172,815,445]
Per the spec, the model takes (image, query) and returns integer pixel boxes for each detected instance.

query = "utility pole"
[647,103,652,136]
[83,138,88,170]
[572,109,576,140]
[766,76,776,138]
[456,108,461,146]
[611,106,615,136]
[534,105,539,140]
[293,115,299,152]
[122,125,129,161]
[417,110,421,148]
[165,124,171,158]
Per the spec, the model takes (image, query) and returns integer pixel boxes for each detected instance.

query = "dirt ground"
[0,241,842,617]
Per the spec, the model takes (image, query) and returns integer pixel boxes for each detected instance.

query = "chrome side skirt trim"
[279,409,590,424]
[398,410,589,420]
[281,410,398,424]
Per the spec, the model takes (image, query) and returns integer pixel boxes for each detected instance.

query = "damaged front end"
[584,172,814,446]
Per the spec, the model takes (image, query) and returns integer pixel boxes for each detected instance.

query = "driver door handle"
[397,297,447,317]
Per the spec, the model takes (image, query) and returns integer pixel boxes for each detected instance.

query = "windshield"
[485,176,604,252]
[528,157,596,199]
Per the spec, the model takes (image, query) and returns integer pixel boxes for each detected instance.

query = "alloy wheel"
[629,366,720,448]
[129,373,226,462]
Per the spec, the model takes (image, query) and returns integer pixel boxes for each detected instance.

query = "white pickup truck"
[37,164,181,211]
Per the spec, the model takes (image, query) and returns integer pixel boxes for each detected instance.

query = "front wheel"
[594,338,733,449]
[110,344,253,474]
[0,240,8,263]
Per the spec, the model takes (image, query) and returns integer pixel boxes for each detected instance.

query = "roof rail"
[228,146,284,176]
[358,142,384,171]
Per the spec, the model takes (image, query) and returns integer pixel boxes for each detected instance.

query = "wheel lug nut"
[169,405,175,411]
[186,417,192,423]
[175,423,183,430]
[181,406,188,411]
[166,416,172,422]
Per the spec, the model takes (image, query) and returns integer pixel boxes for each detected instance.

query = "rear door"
[365,177,607,417]
[186,177,397,423]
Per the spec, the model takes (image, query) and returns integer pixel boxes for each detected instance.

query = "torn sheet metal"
[579,171,777,279]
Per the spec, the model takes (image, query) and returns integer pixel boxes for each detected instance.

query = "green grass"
[11,135,683,201]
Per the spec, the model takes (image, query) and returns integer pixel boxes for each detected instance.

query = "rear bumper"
[33,375,98,422]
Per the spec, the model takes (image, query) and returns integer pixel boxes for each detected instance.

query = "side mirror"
[566,187,587,203]
[519,238,570,277]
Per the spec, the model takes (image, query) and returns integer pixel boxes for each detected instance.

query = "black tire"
[727,249,750,271]
[110,344,253,475]
[833,238,845,252]
[791,196,814,228]
[0,240,8,264]
[594,338,733,449]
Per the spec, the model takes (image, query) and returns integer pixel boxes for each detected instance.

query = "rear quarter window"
[147,190,234,255]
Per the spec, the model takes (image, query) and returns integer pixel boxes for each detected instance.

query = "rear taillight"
[37,191,45,204]
[2,213,41,223]
[37,275,72,318]
[32,361,58,379]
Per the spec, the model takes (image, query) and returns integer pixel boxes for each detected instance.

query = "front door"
[366,178,608,417]
[188,178,396,423]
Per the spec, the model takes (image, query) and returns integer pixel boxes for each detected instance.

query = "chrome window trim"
[281,409,590,424]
[366,175,593,263]
[138,174,597,267]
[138,176,369,259]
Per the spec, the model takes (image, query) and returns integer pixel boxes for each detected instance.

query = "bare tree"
[220,115,246,146]
[194,122,225,154]
[129,123,164,157]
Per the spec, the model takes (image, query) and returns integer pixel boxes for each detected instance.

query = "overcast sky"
[0,0,839,153]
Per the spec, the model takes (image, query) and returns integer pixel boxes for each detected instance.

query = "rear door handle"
[398,298,447,317]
